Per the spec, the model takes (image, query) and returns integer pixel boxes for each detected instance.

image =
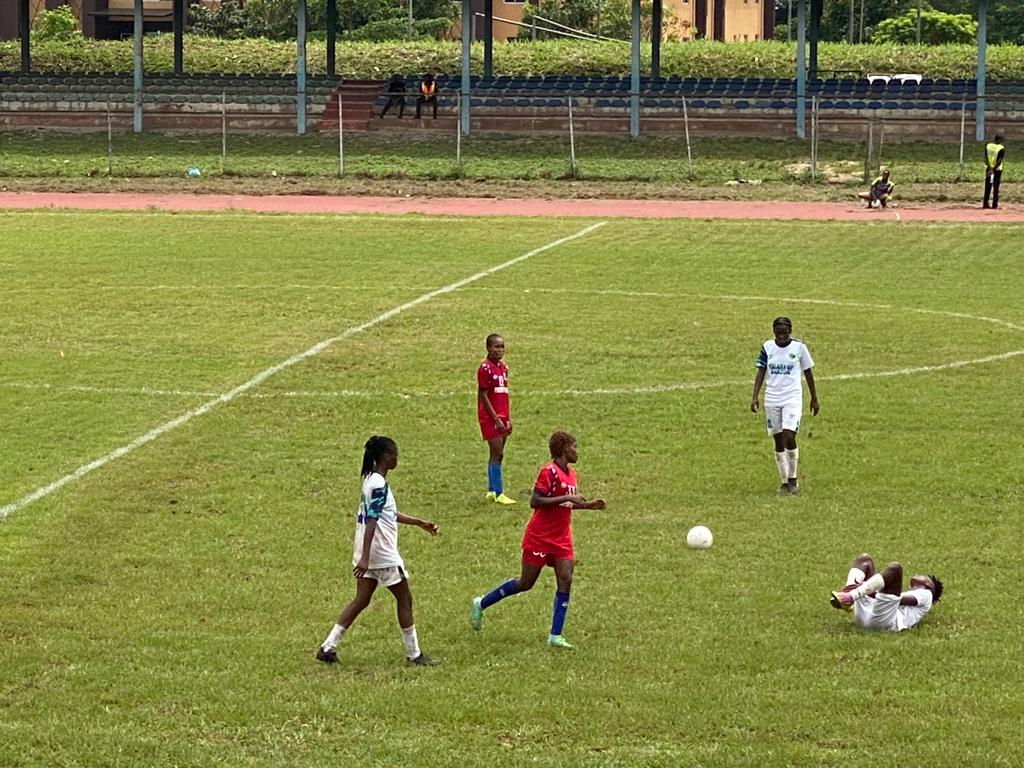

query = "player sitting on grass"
[829,553,943,631]
[316,435,439,666]
[858,168,895,209]
[470,431,606,649]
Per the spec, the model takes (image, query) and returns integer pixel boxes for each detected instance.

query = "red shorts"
[479,416,509,441]
[521,546,574,568]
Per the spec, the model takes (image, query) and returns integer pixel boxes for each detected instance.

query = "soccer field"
[1,211,1022,767]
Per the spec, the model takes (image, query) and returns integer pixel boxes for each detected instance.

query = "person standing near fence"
[984,133,1005,210]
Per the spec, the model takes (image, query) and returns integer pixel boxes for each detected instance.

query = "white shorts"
[764,404,801,436]
[853,593,900,631]
[357,565,407,587]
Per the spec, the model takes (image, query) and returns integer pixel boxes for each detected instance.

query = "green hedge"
[1,37,1020,80]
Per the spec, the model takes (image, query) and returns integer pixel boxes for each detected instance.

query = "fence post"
[810,96,818,180]
[958,97,966,181]
[682,95,693,178]
[338,92,345,177]
[221,91,227,174]
[106,101,113,175]
[876,117,885,176]
[864,114,873,183]
[456,92,462,168]
[568,96,577,178]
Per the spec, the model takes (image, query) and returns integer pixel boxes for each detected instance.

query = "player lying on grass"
[829,553,943,631]
[470,431,605,649]
[316,435,439,666]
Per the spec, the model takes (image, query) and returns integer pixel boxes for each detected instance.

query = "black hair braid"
[361,435,397,477]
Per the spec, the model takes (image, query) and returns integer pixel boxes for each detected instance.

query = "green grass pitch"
[1,211,1023,767]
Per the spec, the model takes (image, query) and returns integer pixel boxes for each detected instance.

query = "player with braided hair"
[316,435,439,666]
[470,431,606,649]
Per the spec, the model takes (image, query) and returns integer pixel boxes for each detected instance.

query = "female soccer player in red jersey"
[478,333,515,505]
[470,431,606,649]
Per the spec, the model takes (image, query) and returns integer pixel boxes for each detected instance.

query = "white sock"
[774,452,789,482]
[850,573,885,600]
[321,623,346,651]
[401,625,421,659]
[845,567,866,587]
[785,448,799,482]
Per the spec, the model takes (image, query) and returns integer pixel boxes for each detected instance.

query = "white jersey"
[756,338,814,408]
[853,588,933,632]
[896,587,933,631]
[352,472,404,570]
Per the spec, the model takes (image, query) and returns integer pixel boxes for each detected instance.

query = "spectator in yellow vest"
[416,74,438,120]
[984,133,1005,210]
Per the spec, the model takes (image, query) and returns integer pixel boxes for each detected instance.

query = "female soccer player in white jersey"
[316,435,439,666]
[750,316,820,494]
[829,553,943,631]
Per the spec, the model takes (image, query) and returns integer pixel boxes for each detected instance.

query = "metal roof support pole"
[19,0,30,73]
[975,0,986,141]
[461,0,471,135]
[484,0,493,80]
[133,0,143,133]
[173,0,184,75]
[795,0,806,139]
[326,0,337,77]
[297,0,307,135]
[630,0,640,138]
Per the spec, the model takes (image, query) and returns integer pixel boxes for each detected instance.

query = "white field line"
[5,346,1023,402]
[3,292,1023,403]
[0,222,607,522]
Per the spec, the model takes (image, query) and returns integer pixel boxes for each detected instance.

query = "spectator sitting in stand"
[380,73,407,119]
[416,74,438,120]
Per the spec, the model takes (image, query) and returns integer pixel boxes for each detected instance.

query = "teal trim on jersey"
[365,485,388,520]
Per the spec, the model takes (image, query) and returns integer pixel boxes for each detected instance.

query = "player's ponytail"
[361,435,397,477]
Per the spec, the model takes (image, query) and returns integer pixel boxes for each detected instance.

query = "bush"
[5,37,1024,80]
[872,9,976,45]
[31,5,82,43]
[346,18,452,42]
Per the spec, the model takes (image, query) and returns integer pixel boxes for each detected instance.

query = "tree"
[871,7,975,44]
[518,0,671,41]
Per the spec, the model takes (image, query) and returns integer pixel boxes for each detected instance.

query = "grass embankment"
[0,131,1006,202]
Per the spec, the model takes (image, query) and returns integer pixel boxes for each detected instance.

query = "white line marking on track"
[0,221,607,522]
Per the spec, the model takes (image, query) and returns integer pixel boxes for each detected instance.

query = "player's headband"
[772,316,792,329]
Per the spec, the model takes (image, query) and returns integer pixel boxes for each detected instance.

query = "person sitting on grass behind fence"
[380,73,407,119]
[416,74,438,120]
[858,168,895,209]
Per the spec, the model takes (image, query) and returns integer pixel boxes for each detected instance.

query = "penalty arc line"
[0,221,607,522]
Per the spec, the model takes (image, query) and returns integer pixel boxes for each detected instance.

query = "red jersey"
[477,358,509,421]
[522,461,577,553]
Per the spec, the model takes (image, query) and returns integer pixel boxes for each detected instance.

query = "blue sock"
[481,578,518,609]
[487,463,503,494]
[550,591,571,636]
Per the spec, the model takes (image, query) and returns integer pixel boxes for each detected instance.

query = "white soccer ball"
[686,525,713,550]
